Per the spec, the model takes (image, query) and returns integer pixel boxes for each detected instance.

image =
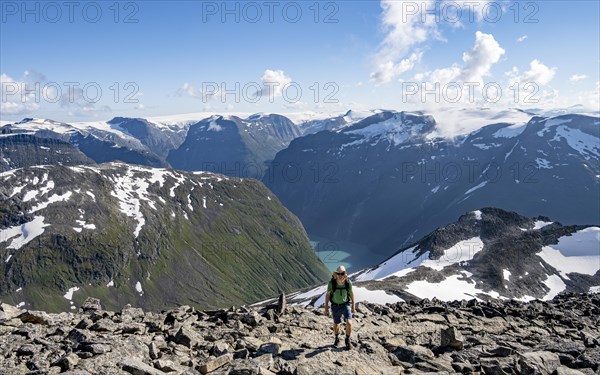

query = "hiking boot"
[333,336,340,347]
[345,336,351,350]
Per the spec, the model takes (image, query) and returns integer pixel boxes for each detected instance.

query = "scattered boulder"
[119,358,166,375]
[440,326,464,350]
[17,310,53,325]
[198,353,233,374]
[80,297,102,312]
[0,294,598,374]
[519,351,561,375]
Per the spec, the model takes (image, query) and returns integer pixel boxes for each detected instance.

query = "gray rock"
[122,305,145,321]
[555,366,588,375]
[81,297,102,312]
[211,341,230,356]
[242,311,263,327]
[393,345,435,363]
[154,359,179,372]
[197,353,233,374]
[258,342,282,356]
[0,303,23,321]
[119,358,166,375]
[440,327,464,350]
[54,353,80,371]
[16,343,37,356]
[518,351,561,375]
[173,325,201,348]
[277,293,287,316]
[89,318,118,332]
[149,341,161,360]
[18,310,53,325]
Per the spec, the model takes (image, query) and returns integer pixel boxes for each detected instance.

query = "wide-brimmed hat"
[335,265,346,274]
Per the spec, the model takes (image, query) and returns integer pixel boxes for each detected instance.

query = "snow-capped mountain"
[106,117,190,159]
[0,163,329,312]
[167,114,302,178]
[1,114,310,176]
[286,208,600,306]
[264,112,600,268]
[1,118,167,168]
[298,109,381,135]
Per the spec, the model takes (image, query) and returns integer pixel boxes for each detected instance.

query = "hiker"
[324,265,355,349]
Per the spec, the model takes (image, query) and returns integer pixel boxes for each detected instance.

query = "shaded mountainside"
[107,117,189,159]
[1,292,599,374]
[0,163,329,312]
[264,112,600,267]
[0,134,94,171]
[286,208,600,307]
[1,118,169,168]
[168,114,302,178]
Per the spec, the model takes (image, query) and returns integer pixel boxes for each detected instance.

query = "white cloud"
[370,0,438,83]
[370,53,422,84]
[517,35,528,42]
[176,82,223,102]
[0,73,41,116]
[410,32,505,91]
[259,69,292,99]
[369,0,501,84]
[459,31,505,83]
[570,74,588,82]
[577,81,599,110]
[519,59,557,85]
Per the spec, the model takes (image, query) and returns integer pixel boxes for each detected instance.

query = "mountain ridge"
[0,163,329,312]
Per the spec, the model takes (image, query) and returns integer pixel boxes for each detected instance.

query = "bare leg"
[345,320,352,336]
[333,323,340,335]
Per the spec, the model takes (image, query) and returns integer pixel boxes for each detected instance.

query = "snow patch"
[503,269,511,281]
[493,123,527,138]
[135,281,143,295]
[406,272,500,301]
[29,191,73,213]
[551,125,600,159]
[356,246,424,281]
[420,237,484,271]
[542,274,566,300]
[535,158,552,169]
[473,210,483,220]
[63,286,80,301]
[352,286,404,305]
[465,181,488,195]
[2,216,49,250]
[536,227,600,280]
[533,221,553,230]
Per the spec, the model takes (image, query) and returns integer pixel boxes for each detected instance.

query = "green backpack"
[330,278,350,305]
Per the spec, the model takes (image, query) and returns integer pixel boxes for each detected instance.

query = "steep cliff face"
[0,134,94,171]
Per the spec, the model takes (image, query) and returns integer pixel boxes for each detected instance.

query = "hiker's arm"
[324,291,331,316]
[350,291,355,313]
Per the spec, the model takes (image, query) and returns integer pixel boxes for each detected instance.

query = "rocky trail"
[1,293,599,374]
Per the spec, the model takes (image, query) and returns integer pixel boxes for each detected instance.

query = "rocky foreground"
[1,293,599,375]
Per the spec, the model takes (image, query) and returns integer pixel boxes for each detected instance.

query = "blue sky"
[1,0,598,122]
